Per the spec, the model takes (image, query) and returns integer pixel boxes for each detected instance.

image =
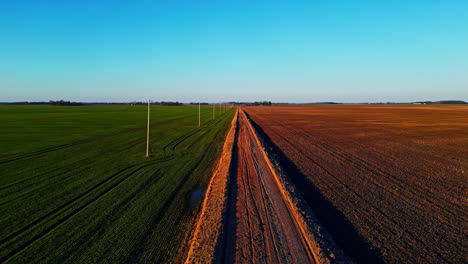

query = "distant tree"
[156,101,184,106]
[434,100,466,104]
[49,100,82,106]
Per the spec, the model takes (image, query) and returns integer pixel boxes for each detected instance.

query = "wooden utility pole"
[213,103,215,119]
[198,103,201,127]
[146,100,150,157]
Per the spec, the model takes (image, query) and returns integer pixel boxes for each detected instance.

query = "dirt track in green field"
[0,105,235,263]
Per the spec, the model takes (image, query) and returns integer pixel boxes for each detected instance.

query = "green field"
[0,105,235,263]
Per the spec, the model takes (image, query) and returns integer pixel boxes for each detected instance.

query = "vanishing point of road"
[186,108,318,264]
[225,109,316,263]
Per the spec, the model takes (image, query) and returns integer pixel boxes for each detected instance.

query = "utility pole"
[213,103,215,119]
[146,100,150,157]
[198,103,201,127]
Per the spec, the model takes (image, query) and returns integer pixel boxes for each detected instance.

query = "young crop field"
[243,105,467,264]
[0,105,235,263]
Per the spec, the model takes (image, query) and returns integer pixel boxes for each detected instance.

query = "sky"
[1,0,467,103]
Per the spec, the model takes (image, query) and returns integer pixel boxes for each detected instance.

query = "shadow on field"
[245,113,384,264]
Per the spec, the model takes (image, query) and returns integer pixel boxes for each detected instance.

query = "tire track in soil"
[278,122,454,210]
[261,117,465,217]
[218,117,239,264]
[251,153,283,263]
[251,116,455,262]
[0,157,174,263]
[244,111,385,263]
[224,110,316,264]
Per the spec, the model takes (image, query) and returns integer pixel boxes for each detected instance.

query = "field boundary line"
[184,109,238,264]
[242,109,350,264]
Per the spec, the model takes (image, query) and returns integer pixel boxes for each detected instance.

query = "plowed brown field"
[244,105,467,264]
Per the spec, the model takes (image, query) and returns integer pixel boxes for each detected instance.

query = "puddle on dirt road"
[189,189,205,209]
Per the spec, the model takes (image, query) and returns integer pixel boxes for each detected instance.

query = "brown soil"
[244,105,468,264]
[225,109,316,263]
[185,109,346,264]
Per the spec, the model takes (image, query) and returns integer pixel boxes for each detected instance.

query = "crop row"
[0,105,235,263]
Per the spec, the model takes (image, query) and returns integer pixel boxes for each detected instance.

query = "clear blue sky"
[1,0,467,103]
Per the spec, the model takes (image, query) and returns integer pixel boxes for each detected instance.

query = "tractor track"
[163,128,202,152]
[0,113,199,165]
[231,109,317,264]
[162,114,225,152]
[0,156,175,263]
[0,127,147,165]
[125,153,211,262]
[0,137,145,193]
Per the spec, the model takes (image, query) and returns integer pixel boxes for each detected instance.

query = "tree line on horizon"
[0,100,466,106]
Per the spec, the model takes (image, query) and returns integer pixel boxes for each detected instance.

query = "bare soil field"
[244,105,467,263]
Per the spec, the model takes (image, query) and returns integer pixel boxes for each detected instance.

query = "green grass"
[0,105,235,263]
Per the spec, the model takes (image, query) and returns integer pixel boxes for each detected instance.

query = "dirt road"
[185,109,342,263]
[223,109,316,263]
